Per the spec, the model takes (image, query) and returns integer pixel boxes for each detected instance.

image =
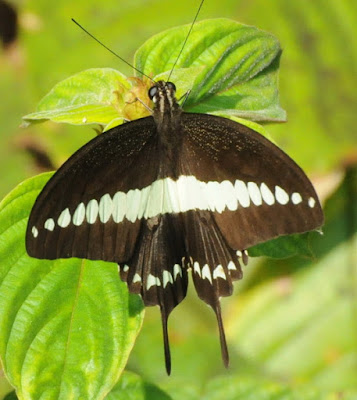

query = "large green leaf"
[22,19,285,131]
[22,65,203,132]
[135,18,285,121]
[0,174,144,399]
[22,69,129,127]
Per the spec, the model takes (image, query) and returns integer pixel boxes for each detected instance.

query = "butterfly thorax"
[151,82,182,148]
[150,81,183,177]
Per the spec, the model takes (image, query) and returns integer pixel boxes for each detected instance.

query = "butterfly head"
[148,81,182,128]
[148,81,177,104]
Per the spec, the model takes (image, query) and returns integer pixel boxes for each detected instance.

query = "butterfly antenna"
[71,18,155,83]
[167,0,205,82]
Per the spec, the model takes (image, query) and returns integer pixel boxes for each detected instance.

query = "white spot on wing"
[44,218,55,231]
[291,192,303,205]
[176,176,206,213]
[275,186,289,205]
[260,183,275,205]
[235,180,250,207]
[99,194,113,223]
[126,189,142,222]
[308,197,316,208]
[163,270,173,287]
[145,179,163,218]
[205,181,224,212]
[146,274,157,290]
[193,179,210,211]
[138,186,150,219]
[133,273,141,283]
[194,261,201,276]
[123,265,129,273]
[58,208,71,228]
[221,180,238,211]
[73,203,85,226]
[247,182,262,206]
[32,226,38,238]
[201,264,212,283]
[163,178,180,213]
[112,192,126,223]
[86,199,99,224]
[213,265,226,280]
[228,261,236,270]
[236,250,242,257]
[174,264,182,278]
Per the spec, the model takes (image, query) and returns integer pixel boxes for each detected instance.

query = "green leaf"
[3,392,18,400]
[0,174,144,399]
[22,68,129,127]
[249,232,317,258]
[106,371,172,400]
[135,18,285,121]
[21,19,286,139]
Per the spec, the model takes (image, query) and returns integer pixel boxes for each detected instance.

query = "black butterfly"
[26,80,324,374]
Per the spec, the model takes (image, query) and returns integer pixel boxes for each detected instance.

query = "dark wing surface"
[26,117,159,263]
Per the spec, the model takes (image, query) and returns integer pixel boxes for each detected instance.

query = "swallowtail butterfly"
[26,79,323,373]
[26,2,325,371]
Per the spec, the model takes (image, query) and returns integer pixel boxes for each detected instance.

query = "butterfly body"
[26,80,323,374]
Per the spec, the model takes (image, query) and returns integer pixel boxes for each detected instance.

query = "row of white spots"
[118,255,247,290]
[120,263,183,290]
[193,260,238,283]
[32,175,316,236]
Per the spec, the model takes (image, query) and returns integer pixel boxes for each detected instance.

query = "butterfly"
[26,79,324,374]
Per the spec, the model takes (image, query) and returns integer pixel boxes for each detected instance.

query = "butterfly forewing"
[26,117,158,262]
[179,113,324,250]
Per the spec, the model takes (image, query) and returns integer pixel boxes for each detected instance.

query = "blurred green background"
[0,0,356,398]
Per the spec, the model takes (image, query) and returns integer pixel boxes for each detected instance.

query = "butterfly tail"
[160,306,172,375]
[214,302,229,368]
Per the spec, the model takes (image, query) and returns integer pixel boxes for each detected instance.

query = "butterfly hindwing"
[119,213,189,374]
[26,117,159,263]
[119,213,188,308]
[182,209,245,367]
